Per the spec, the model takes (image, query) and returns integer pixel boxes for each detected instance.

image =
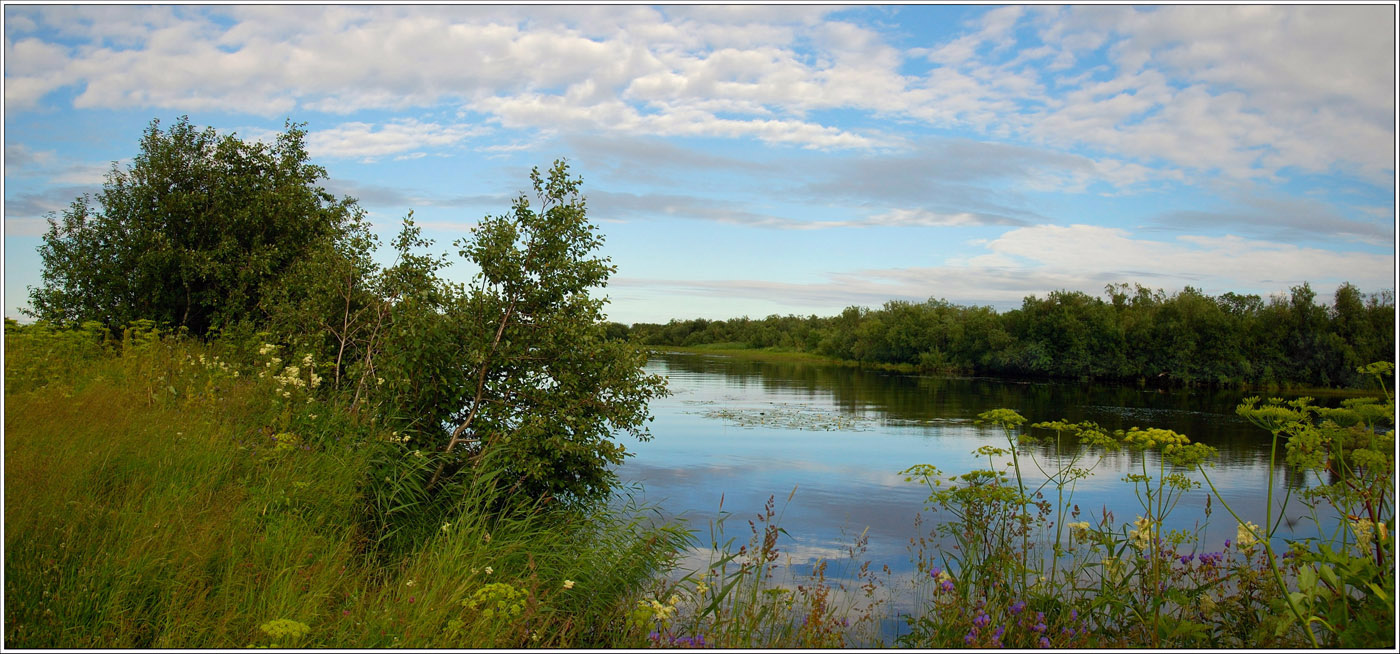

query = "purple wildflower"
[1039,636,1051,648]
[964,632,976,645]
[940,580,955,593]
[1010,601,1026,615]
[1033,621,1047,634]
[993,625,1005,642]
[1224,539,1231,549]
[1069,609,1078,622]
[929,566,942,578]
[974,612,991,628]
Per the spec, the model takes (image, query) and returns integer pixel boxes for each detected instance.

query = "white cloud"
[3,5,1392,186]
[619,225,1395,312]
[305,119,488,160]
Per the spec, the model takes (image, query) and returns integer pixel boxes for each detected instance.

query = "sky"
[4,3,1396,325]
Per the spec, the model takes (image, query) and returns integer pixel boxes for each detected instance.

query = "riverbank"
[3,326,690,648]
[652,344,1383,397]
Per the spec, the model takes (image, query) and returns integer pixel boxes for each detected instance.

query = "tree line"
[628,282,1394,388]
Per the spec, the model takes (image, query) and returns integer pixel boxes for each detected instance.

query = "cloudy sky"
[4,4,1395,324]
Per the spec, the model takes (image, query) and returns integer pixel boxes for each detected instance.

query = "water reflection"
[616,352,1342,642]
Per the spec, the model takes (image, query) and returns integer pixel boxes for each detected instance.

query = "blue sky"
[4,4,1395,325]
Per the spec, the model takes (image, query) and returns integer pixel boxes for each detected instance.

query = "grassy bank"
[652,343,919,373]
[654,343,1385,396]
[3,325,693,648]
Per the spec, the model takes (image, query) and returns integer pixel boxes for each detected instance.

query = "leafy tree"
[369,161,668,506]
[26,116,361,335]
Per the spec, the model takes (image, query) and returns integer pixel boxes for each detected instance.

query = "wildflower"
[303,354,313,366]
[1128,516,1154,550]
[441,522,452,533]
[258,343,276,355]
[1039,636,1050,648]
[1236,522,1260,552]
[940,579,954,593]
[484,532,491,543]
[259,619,310,640]
[973,611,990,628]
[694,580,706,595]
[1351,517,1375,554]
[929,566,942,579]
[1010,601,1026,615]
[405,579,416,587]
[484,566,493,575]
[1068,521,1092,543]
[563,579,575,590]
[992,625,1004,645]
[964,632,975,645]
[1224,539,1231,549]
[1102,557,1125,584]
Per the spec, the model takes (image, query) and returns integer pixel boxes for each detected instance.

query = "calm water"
[615,352,1337,639]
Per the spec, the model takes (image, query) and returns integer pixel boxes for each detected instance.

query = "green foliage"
[359,160,667,507]
[27,116,363,336]
[633,282,1395,389]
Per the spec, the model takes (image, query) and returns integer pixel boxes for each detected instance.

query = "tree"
[27,116,361,335]
[385,160,668,505]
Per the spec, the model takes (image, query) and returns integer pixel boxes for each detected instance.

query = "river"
[614,351,1340,642]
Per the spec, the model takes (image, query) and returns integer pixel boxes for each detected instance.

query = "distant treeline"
[627,282,1395,388]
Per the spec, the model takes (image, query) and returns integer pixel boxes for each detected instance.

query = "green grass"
[3,326,692,648]
[653,343,919,373]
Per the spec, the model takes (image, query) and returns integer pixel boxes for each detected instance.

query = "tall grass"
[3,323,687,648]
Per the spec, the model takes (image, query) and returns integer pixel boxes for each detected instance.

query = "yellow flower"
[484,566,493,575]
[563,579,575,590]
[1351,518,1375,554]
[259,619,310,640]
[1068,521,1092,543]
[441,522,452,533]
[1236,521,1260,551]
[1128,516,1154,550]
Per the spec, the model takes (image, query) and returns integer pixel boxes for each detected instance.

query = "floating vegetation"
[691,402,874,431]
